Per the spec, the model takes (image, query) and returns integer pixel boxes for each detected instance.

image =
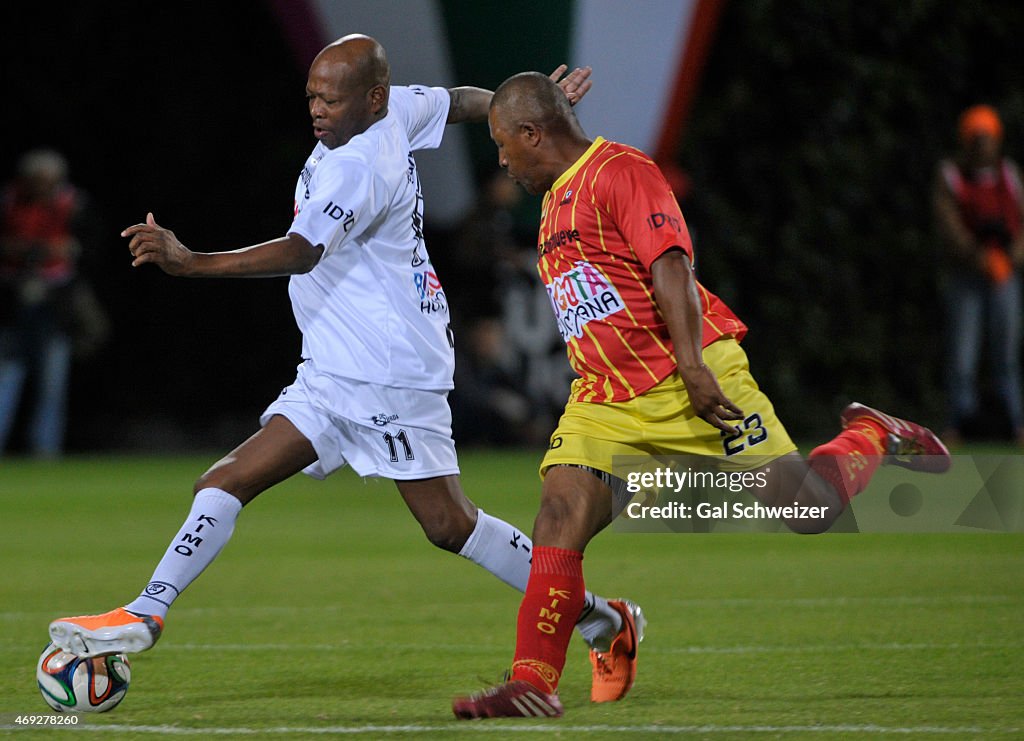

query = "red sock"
[510,546,585,694]
[808,418,887,503]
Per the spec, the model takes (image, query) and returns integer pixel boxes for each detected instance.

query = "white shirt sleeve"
[389,85,450,151]
[288,153,372,256]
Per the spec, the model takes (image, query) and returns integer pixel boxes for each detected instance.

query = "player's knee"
[536,491,575,529]
[532,489,593,546]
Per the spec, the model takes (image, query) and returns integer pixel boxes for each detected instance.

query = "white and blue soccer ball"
[36,641,131,713]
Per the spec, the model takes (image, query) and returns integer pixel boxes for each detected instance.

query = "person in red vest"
[0,150,85,456]
[934,105,1024,446]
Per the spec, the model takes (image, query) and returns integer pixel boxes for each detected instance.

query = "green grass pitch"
[0,450,1021,739]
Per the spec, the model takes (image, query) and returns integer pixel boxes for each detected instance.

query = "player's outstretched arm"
[446,86,494,125]
[651,248,744,435]
[123,213,324,278]
[446,64,593,124]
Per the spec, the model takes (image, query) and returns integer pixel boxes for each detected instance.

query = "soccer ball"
[36,642,131,713]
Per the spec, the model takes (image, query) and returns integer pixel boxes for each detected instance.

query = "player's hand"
[549,64,592,107]
[122,212,194,276]
[680,364,744,435]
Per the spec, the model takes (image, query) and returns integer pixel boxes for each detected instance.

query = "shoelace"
[469,670,513,699]
[592,652,615,677]
[887,432,924,457]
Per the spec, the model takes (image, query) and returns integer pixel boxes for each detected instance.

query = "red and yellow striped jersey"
[536,137,746,403]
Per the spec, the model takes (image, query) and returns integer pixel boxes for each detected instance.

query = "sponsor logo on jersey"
[538,228,581,256]
[545,261,624,341]
[322,201,355,232]
[414,269,448,316]
[646,211,683,232]
[559,189,573,205]
[371,412,399,426]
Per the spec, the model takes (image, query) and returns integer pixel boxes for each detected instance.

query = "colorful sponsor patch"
[414,269,448,315]
[545,261,624,340]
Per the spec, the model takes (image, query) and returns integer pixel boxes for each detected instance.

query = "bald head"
[306,34,390,149]
[490,72,577,136]
[316,34,391,92]
[487,71,590,195]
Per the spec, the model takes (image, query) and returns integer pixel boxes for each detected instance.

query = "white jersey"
[286,85,454,390]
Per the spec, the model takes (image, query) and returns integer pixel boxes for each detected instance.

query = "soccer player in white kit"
[48,35,643,702]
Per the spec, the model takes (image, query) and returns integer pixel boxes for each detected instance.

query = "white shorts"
[260,360,459,481]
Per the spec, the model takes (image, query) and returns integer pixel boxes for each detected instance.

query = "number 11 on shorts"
[383,429,415,462]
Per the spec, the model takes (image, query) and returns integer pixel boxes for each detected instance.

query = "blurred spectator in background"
[447,170,526,318]
[0,149,108,457]
[499,244,574,445]
[451,317,531,445]
[933,105,1024,446]
[449,171,573,446]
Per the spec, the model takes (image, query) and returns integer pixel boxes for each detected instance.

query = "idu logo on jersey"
[545,261,625,341]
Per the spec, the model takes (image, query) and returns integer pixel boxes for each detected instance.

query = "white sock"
[575,593,620,652]
[458,509,622,648]
[458,509,532,590]
[124,488,242,620]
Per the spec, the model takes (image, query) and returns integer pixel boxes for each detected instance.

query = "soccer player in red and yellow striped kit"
[453,72,951,720]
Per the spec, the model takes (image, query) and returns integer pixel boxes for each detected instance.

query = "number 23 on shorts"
[721,413,768,456]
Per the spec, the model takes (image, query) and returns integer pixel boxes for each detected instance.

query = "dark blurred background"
[1,0,1021,454]
[679,0,1024,439]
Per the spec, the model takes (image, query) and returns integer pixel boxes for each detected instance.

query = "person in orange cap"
[934,105,1024,446]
